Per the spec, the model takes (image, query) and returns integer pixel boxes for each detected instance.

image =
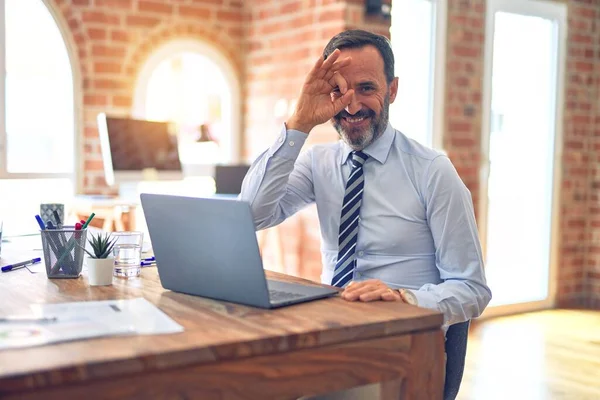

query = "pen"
[141,261,156,267]
[142,256,155,262]
[35,215,46,230]
[1,257,42,272]
[53,210,63,229]
[0,316,57,323]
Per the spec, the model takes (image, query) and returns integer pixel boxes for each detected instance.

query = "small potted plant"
[83,232,117,286]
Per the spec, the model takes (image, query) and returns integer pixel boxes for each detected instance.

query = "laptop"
[140,193,338,308]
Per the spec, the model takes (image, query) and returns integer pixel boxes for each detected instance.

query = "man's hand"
[341,279,406,302]
[287,49,353,134]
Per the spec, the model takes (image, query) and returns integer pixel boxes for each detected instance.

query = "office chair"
[444,320,471,400]
[214,165,250,195]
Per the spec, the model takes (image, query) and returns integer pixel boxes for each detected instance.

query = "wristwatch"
[398,289,418,306]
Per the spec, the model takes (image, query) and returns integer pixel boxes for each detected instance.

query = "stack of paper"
[0,298,183,350]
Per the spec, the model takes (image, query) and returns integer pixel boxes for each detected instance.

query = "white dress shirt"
[239,122,492,330]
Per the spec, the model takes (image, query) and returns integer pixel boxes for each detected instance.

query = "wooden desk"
[0,261,444,399]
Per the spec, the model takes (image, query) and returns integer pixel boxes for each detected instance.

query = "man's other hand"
[341,279,405,302]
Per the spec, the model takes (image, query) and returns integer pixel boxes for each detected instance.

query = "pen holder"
[41,228,87,279]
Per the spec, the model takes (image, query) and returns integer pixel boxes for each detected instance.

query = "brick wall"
[560,0,594,308]
[444,0,485,211]
[573,0,600,309]
[48,0,245,193]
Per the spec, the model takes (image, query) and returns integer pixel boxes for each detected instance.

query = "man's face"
[330,45,398,151]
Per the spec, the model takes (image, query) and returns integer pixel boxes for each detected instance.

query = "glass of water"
[112,231,144,278]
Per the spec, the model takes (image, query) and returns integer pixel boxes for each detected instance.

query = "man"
[239,29,491,331]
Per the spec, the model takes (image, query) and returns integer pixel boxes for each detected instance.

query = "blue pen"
[2,257,42,272]
[141,261,156,267]
[142,256,155,262]
[35,215,46,230]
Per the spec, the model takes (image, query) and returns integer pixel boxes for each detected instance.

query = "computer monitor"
[97,113,183,187]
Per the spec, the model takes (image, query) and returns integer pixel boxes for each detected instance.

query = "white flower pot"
[87,257,115,286]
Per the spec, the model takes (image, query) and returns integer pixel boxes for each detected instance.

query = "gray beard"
[332,96,390,151]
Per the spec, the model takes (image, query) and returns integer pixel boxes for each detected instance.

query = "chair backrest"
[214,164,250,195]
[444,320,470,400]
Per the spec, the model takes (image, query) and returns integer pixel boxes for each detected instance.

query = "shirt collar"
[339,122,395,165]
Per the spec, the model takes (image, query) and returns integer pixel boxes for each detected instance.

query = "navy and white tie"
[332,151,368,288]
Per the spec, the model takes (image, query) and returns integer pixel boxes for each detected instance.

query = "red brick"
[452,45,480,58]
[82,11,120,25]
[87,28,107,40]
[95,0,134,9]
[281,1,302,14]
[125,15,161,27]
[179,5,211,19]
[83,95,108,106]
[93,62,122,74]
[111,30,129,42]
[84,127,98,139]
[319,9,345,23]
[216,10,243,23]
[85,160,104,171]
[92,44,127,58]
[138,1,174,14]
[112,96,132,107]
[94,79,126,90]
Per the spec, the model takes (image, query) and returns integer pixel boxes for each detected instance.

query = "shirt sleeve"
[238,124,315,230]
[414,155,492,330]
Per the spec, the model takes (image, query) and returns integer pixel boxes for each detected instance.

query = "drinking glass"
[0,219,3,258]
[112,231,144,278]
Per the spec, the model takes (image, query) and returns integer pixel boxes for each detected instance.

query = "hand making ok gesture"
[287,49,353,134]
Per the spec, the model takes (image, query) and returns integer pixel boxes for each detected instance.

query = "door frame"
[478,0,567,318]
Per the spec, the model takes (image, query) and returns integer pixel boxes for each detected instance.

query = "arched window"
[133,40,241,172]
[0,0,77,235]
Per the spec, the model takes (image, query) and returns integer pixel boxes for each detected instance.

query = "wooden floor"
[458,309,600,400]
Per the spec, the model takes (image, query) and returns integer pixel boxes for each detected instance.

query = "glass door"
[480,0,567,313]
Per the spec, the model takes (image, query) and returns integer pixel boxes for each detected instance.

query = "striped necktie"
[332,151,368,288]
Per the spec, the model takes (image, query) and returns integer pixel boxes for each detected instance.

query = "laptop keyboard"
[269,289,305,302]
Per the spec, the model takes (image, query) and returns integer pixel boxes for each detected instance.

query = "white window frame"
[132,39,242,166]
[479,0,567,318]
[390,0,447,150]
[0,0,82,190]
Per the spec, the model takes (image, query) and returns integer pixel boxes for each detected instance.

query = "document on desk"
[0,298,183,350]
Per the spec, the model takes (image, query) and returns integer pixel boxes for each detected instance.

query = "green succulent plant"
[83,232,117,259]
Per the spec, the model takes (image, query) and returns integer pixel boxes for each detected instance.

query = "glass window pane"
[143,52,231,165]
[485,12,557,306]
[5,0,74,173]
[390,0,435,146]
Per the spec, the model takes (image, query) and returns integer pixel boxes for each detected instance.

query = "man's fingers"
[307,53,325,80]
[328,72,348,94]
[359,288,390,302]
[320,49,341,72]
[342,281,380,300]
[330,56,352,72]
[332,89,354,115]
[381,289,402,302]
[343,279,376,294]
